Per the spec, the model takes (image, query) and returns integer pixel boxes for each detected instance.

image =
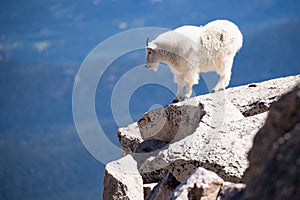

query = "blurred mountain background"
[0,0,300,199]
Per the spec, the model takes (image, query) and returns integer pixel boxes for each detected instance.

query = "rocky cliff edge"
[102,75,300,200]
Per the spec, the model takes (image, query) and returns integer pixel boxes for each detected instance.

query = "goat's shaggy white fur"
[145,19,243,102]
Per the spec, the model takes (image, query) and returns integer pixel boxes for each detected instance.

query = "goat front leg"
[212,58,233,92]
[173,74,184,103]
[212,74,226,92]
[182,71,198,101]
[182,81,193,101]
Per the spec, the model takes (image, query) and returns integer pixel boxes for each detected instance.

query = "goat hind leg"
[213,58,233,92]
[182,81,194,101]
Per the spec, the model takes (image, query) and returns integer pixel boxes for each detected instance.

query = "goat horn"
[146,37,149,46]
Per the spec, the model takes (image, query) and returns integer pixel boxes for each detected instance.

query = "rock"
[102,155,144,200]
[243,83,300,183]
[226,75,300,116]
[171,167,224,200]
[242,84,300,200]
[144,183,157,199]
[134,140,170,183]
[138,103,206,143]
[110,75,300,199]
[118,75,300,156]
[118,123,143,156]
[135,139,169,154]
[139,112,267,183]
[135,92,247,184]
[145,172,180,200]
[217,182,245,200]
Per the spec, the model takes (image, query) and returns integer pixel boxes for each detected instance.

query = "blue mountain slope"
[1,0,300,65]
[232,20,300,85]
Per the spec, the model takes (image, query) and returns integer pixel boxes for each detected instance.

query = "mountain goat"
[145,19,243,103]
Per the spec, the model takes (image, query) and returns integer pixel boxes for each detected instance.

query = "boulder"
[102,155,144,200]
[139,112,267,183]
[143,183,157,199]
[138,103,206,143]
[118,75,300,157]
[171,167,224,200]
[109,75,300,199]
[226,74,300,116]
[243,83,300,182]
[242,84,300,200]
[118,123,142,156]
[145,172,180,200]
[217,182,245,200]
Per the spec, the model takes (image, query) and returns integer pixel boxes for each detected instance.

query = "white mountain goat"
[145,20,243,103]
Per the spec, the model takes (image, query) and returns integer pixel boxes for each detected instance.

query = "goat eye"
[148,51,152,55]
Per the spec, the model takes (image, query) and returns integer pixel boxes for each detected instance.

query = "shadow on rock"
[137,103,206,143]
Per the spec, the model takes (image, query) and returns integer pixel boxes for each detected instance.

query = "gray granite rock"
[139,112,267,183]
[217,182,245,200]
[138,103,206,143]
[143,183,157,199]
[118,123,142,156]
[102,155,144,200]
[110,75,300,199]
[242,84,300,200]
[117,75,300,157]
[133,93,250,183]
[226,74,300,116]
[171,167,224,200]
[243,83,300,183]
[145,172,180,200]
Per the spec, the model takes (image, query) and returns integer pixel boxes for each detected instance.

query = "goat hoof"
[172,98,179,103]
[212,88,225,93]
